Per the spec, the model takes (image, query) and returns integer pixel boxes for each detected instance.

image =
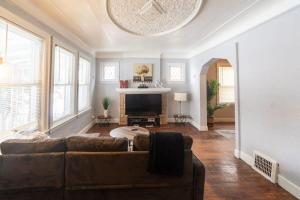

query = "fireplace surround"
[116,88,171,125]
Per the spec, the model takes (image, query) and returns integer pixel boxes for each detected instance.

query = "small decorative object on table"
[102,97,110,117]
[174,114,192,125]
[120,80,129,88]
[97,115,112,126]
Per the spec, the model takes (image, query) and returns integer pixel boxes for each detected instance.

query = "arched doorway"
[199,57,240,158]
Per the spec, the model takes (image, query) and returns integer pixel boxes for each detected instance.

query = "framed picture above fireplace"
[133,64,153,82]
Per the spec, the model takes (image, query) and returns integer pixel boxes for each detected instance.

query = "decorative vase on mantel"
[104,109,108,118]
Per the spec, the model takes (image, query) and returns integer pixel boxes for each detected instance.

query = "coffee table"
[110,126,149,140]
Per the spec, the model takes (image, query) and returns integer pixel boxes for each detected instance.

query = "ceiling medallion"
[106,0,203,36]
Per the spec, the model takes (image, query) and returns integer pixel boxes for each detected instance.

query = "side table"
[97,115,112,126]
[173,114,191,125]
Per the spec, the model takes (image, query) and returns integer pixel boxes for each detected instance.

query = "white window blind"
[52,46,75,122]
[78,57,91,111]
[167,63,185,82]
[100,62,119,82]
[218,66,235,103]
[0,21,42,139]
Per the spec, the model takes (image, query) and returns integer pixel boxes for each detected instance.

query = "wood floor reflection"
[88,123,296,200]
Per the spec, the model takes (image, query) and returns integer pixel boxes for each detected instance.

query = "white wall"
[189,6,300,197]
[95,58,190,120]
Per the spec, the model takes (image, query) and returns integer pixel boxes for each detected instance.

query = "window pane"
[219,87,235,103]
[78,85,89,111]
[0,21,42,137]
[53,46,74,121]
[53,85,72,120]
[104,65,116,80]
[78,57,91,111]
[170,66,182,81]
[4,25,42,84]
[219,67,234,86]
[168,63,185,82]
[218,67,235,103]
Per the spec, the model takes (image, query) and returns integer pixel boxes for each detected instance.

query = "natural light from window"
[167,63,185,82]
[78,57,91,111]
[100,62,119,82]
[53,46,75,122]
[218,66,235,103]
[0,21,42,139]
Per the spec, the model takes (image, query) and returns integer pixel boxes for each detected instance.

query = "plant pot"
[104,109,108,118]
[207,116,214,127]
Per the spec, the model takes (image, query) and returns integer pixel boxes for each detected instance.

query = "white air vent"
[253,151,279,183]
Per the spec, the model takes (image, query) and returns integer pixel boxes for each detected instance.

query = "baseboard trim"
[240,151,253,166]
[278,175,300,199]
[239,151,300,199]
[77,119,96,135]
[214,117,235,122]
[234,149,240,159]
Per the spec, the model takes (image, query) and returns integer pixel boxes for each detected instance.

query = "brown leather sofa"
[0,135,205,200]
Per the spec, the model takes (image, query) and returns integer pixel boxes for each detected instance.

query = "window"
[167,63,185,82]
[78,57,91,111]
[52,46,75,122]
[0,21,42,138]
[218,66,235,103]
[100,62,119,82]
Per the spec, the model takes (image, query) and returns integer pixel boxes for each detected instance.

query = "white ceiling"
[7,0,300,57]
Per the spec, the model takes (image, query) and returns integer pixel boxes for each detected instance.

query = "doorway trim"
[199,44,241,158]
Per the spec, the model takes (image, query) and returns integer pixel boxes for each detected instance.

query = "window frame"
[50,40,77,128]
[99,61,119,83]
[78,53,92,113]
[166,62,186,83]
[0,15,51,138]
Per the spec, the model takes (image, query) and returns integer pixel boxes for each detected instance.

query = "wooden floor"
[87,123,296,200]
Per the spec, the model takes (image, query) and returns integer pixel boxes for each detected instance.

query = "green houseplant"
[102,97,110,117]
[207,80,227,127]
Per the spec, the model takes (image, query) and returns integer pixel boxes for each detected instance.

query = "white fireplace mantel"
[116,88,171,94]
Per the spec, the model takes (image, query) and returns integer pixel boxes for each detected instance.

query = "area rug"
[215,129,235,139]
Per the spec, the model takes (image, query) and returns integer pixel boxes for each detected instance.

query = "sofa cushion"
[133,134,193,151]
[66,136,128,152]
[0,138,66,155]
[0,152,65,190]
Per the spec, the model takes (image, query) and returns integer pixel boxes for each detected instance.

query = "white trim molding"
[239,151,300,199]
[278,175,300,199]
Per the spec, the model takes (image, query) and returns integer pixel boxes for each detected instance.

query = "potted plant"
[207,80,227,127]
[102,97,110,117]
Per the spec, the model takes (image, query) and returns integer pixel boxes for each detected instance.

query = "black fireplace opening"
[125,94,162,116]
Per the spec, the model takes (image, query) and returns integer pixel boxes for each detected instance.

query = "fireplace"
[116,88,170,126]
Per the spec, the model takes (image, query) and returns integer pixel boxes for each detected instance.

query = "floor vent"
[253,151,279,183]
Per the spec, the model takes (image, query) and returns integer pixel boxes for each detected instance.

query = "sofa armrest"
[192,154,205,200]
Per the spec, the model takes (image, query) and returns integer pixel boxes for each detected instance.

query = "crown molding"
[96,51,189,59]
[2,0,95,56]
[187,0,300,58]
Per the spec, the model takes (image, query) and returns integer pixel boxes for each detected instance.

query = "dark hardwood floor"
[87,123,296,200]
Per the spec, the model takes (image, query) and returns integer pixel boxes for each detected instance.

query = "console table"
[97,115,112,126]
[174,114,191,125]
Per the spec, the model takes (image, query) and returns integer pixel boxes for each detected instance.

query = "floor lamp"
[174,92,187,116]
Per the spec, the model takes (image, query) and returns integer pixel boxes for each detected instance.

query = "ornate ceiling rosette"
[106,0,203,36]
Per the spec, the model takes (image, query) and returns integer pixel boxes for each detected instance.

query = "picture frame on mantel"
[133,64,153,82]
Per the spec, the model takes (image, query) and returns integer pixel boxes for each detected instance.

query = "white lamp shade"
[174,92,187,101]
